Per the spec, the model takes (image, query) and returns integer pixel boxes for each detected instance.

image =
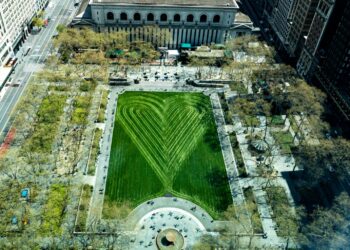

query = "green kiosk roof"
[180,43,191,49]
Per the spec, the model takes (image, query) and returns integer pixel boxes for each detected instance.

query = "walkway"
[87,87,118,229]
[232,113,298,246]
[210,93,246,205]
[126,197,214,231]
[210,93,253,234]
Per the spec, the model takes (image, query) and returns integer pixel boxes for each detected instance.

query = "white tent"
[167,50,180,59]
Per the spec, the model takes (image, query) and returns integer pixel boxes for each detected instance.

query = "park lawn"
[25,94,67,153]
[272,131,294,154]
[71,95,92,126]
[242,115,260,127]
[104,91,231,219]
[96,90,109,123]
[87,128,103,175]
[75,185,93,232]
[104,121,164,206]
[244,187,263,234]
[267,115,285,126]
[41,184,68,236]
[229,82,248,94]
[230,132,247,177]
[265,186,299,237]
[288,115,300,135]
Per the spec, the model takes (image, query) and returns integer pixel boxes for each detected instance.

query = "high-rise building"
[286,0,318,57]
[244,0,350,119]
[36,0,50,12]
[252,0,318,59]
[296,0,335,78]
[268,0,297,47]
[0,0,49,66]
[312,0,350,119]
[319,2,350,88]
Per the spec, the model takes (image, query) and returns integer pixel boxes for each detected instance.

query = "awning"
[167,50,179,57]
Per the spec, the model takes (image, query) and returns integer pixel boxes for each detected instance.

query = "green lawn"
[242,116,260,127]
[41,184,68,236]
[244,187,263,234]
[229,82,248,94]
[230,132,247,177]
[267,115,285,126]
[25,94,67,153]
[87,128,102,175]
[265,186,299,237]
[272,131,294,154]
[75,185,93,232]
[105,92,232,218]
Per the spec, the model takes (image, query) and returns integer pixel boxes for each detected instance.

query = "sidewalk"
[233,113,298,246]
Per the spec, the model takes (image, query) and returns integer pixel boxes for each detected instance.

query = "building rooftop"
[91,0,238,8]
[234,12,252,23]
[77,0,90,16]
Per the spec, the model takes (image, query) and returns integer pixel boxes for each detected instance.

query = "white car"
[12,79,23,87]
[5,77,13,86]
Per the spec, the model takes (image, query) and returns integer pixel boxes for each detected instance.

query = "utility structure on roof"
[71,0,257,48]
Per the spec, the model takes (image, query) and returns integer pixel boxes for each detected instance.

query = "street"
[0,0,76,142]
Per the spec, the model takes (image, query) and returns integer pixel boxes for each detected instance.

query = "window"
[120,12,127,21]
[200,14,207,23]
[174,14,181,22]
[187,14,194,22]
[147,13,154,21]
[213,15,220,23]
[160,14,167,22]
[134,13,141,21]
[107,12,114,20]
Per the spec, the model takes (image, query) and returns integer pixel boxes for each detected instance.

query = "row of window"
[106,12,221,23]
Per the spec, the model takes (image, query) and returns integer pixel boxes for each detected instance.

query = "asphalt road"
[0,0,76,142]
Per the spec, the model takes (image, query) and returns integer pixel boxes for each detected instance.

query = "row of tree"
[225,35,350,248]
[53,27,165,64]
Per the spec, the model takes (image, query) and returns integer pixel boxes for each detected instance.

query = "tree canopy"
[53,28,160,64]
[302,192,350,249]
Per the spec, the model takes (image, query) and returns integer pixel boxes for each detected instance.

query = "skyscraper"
[246,0,319,59]
[244,0,350,119]
[312,0,350,119]
[286,0,318,57]
[296,0,335,78]
[268,0,296,48]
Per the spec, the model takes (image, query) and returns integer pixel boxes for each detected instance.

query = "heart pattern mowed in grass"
[118,93,208,187]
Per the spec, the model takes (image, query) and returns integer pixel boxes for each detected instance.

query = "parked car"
[5,77,13,86]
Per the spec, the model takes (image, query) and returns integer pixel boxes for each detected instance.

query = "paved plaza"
[127,197,213,249]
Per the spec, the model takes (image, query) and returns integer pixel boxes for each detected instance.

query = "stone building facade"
[73,0,242,48]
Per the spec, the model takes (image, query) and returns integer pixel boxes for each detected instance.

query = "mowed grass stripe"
[167,110,206,172]
[119,95,205,181]
[118,112,169,185]
[105,118,164,204]
[120,107,168,179]
[105,92,231,219]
